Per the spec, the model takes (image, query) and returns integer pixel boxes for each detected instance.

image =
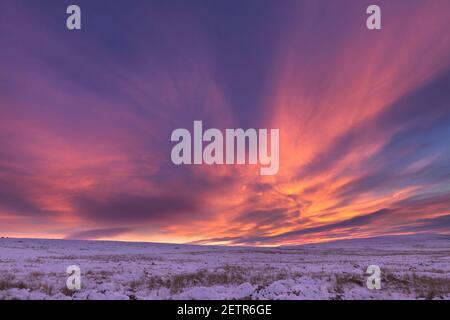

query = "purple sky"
[1,0,450,245]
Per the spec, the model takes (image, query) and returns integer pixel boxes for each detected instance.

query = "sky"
[1,0,450,246]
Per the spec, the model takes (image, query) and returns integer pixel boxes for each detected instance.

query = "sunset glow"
[1,0,450,246]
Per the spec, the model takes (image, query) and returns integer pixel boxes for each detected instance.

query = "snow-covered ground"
[0,234,449,300]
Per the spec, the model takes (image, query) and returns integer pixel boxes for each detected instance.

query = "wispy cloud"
[1,0,450,244]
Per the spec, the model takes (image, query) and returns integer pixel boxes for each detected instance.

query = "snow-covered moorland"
[0,234,449,300]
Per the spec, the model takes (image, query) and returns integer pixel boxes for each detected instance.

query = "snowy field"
[0,234,449,300]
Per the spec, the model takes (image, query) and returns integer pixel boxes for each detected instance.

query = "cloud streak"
[1,0,450,244]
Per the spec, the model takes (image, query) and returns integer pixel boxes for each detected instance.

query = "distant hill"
[281,233,450,250]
